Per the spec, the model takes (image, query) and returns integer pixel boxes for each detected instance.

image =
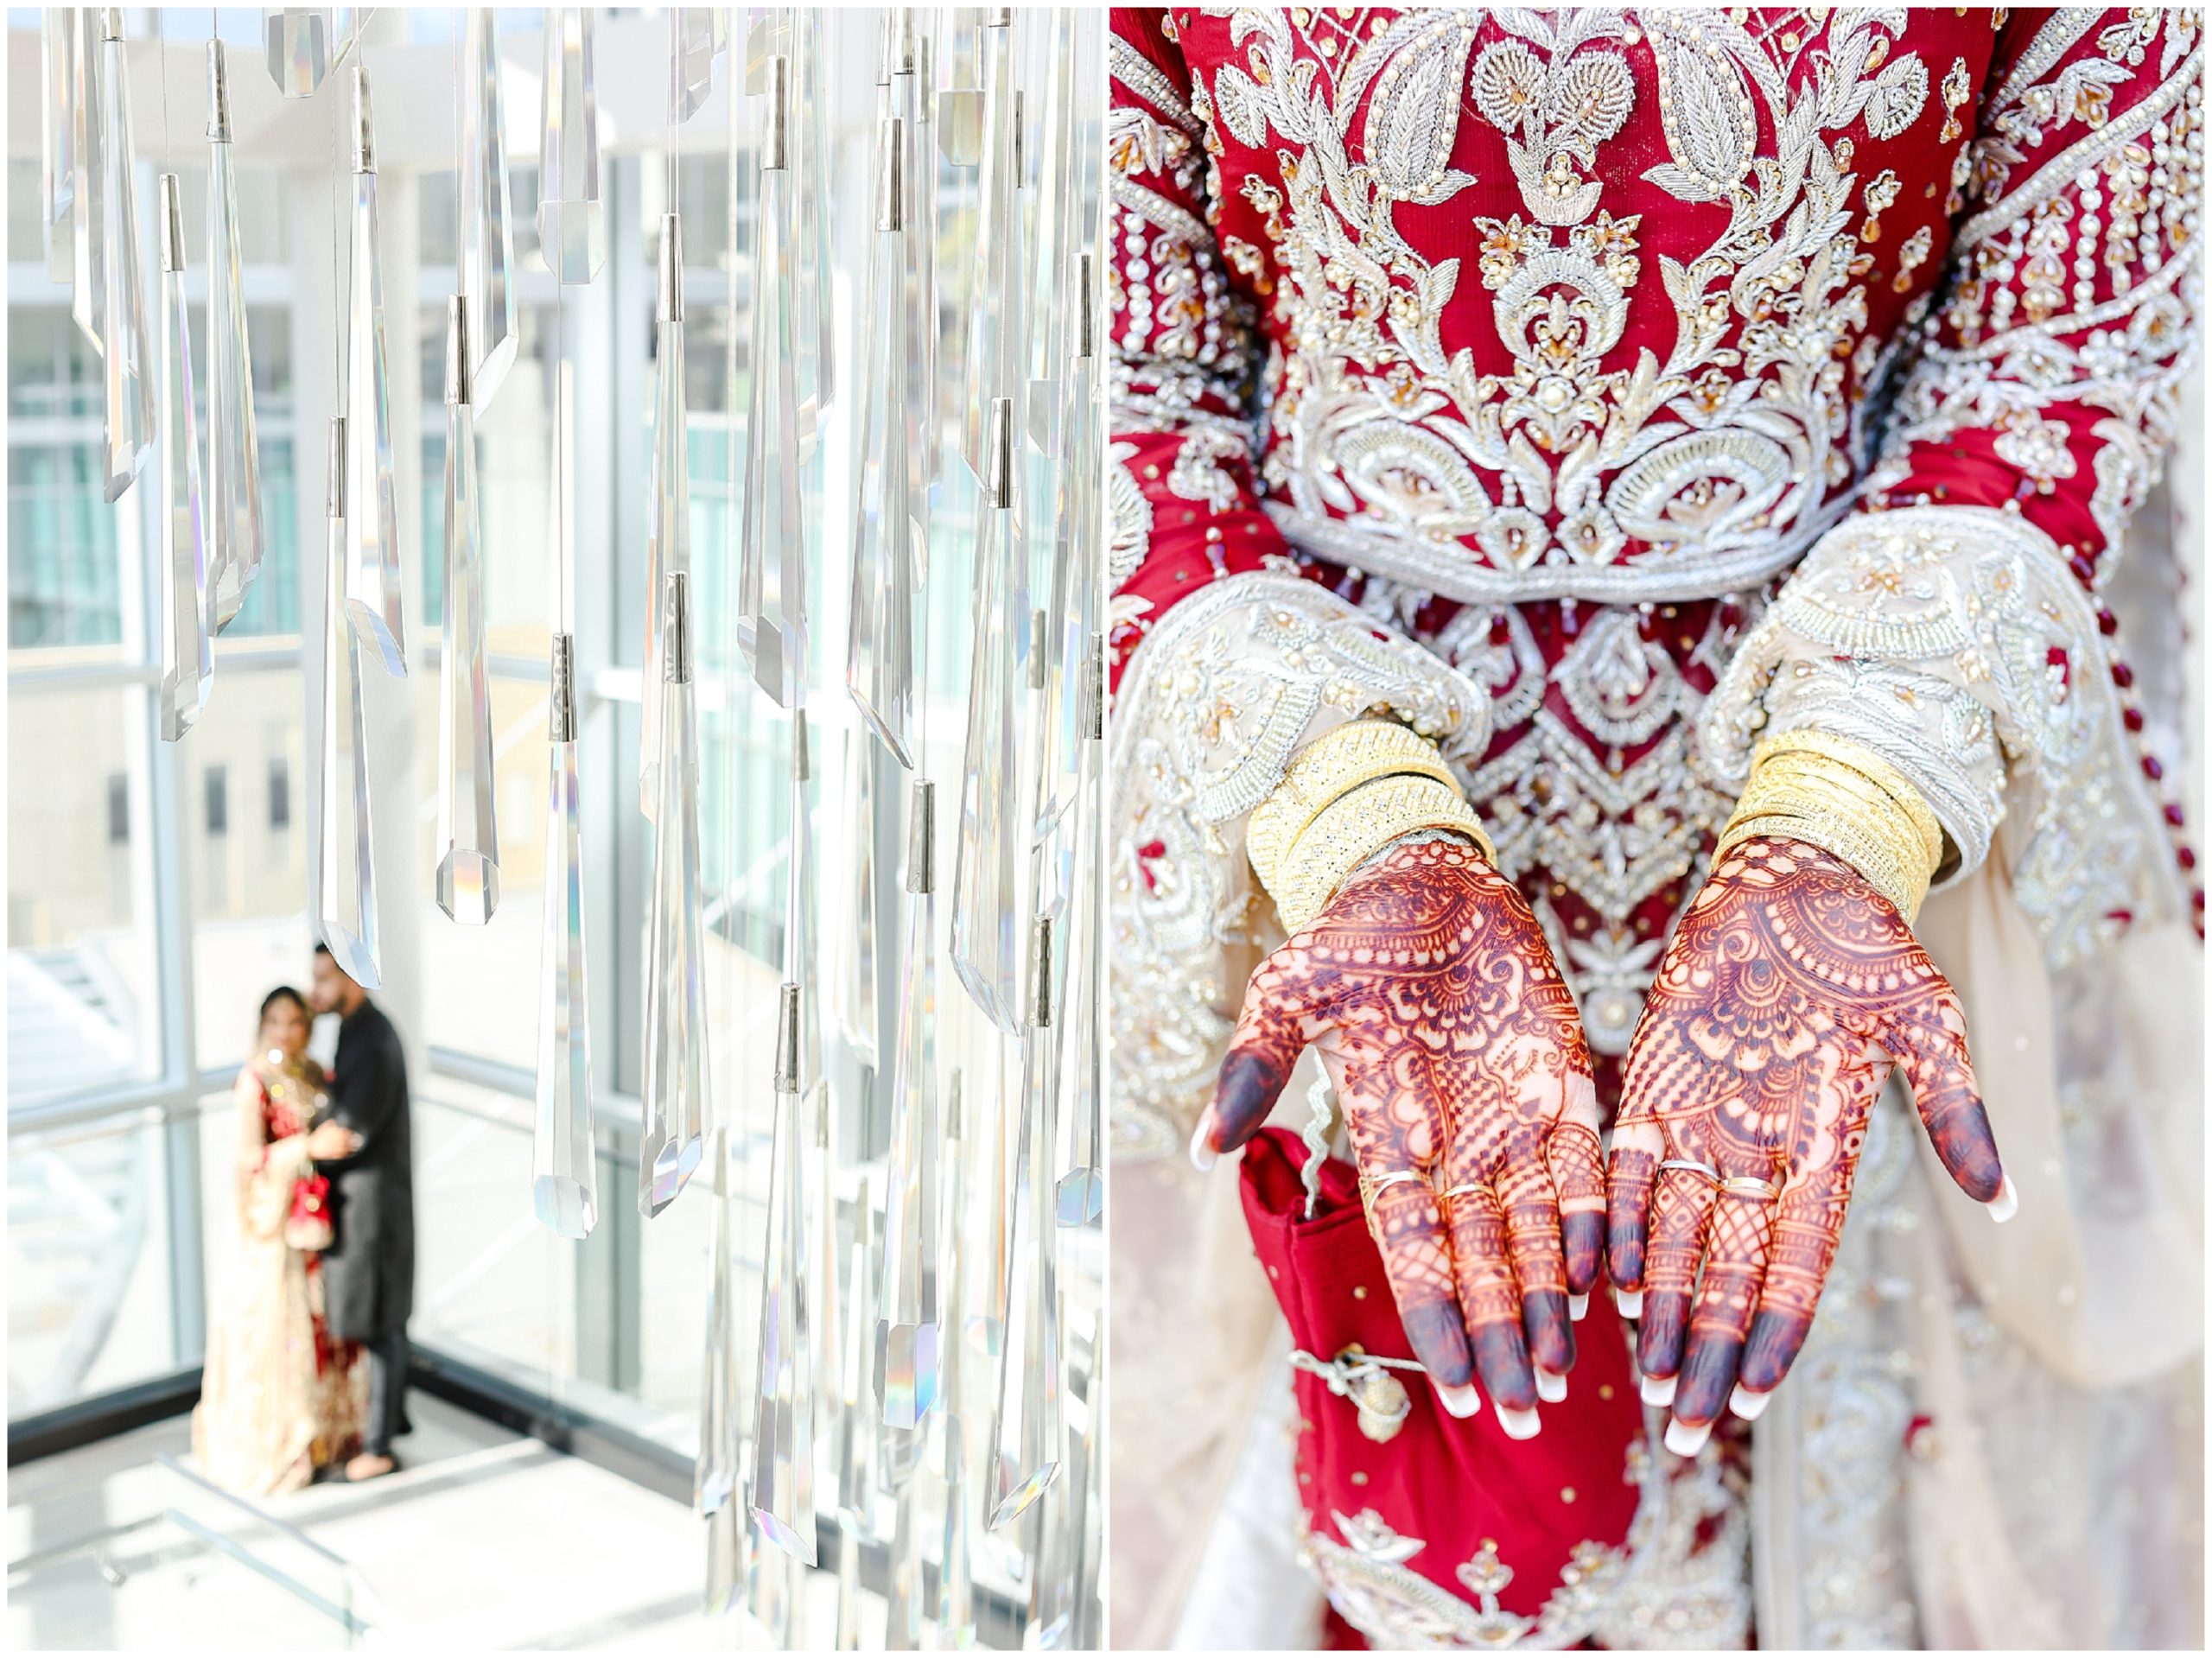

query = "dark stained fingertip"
[1670,1331,1745,1430]
[1738,1308,1814,1395]
[1470,1320,1539,1413]
[1931,1115,2005,1204]
[1521,1289,1575,1376]
[1211,1048,1288,1153]
[1635,1290,1692,1385]
[1402,1300,1475,1391]
[1561,1212,1605,1296]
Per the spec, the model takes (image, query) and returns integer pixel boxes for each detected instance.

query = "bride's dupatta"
[190,1057,331,1496]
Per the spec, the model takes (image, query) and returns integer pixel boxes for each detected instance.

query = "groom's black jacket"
[318,998,416,1343]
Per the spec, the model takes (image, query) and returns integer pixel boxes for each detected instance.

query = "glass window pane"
[10,1109,180,1411]
[8,685,162,1106]
[186,667,311,1078]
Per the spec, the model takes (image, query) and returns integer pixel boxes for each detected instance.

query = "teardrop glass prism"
[458,10,518,406]
[207,41,264,632]
[830,726,880,1068]
[697,1132,741,1515]
[316,417,379,990]
[988,938,1061,1530]
[751,987,817,1566]
[264,9,354,98]
[950,399,1027,1035]
[792,11,835,447]
[436,306,499,924]
[156,176,212,744]
[95,21,153,503]
[41,16,74,287]
[935,1070,977,1649]
[67,10,102,353]
[537,9,605,283]
[532,636,595,1238]
[639,216,690,819]
[879,779,941,1430]
[639,574,707,1217]
[344,68,406,677]
[959,12,1022,486]
[845,191,916,768]
[737,71,807,711]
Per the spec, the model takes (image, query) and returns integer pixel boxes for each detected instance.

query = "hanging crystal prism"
[344,67,405,677]
[705,1492,745,1617]
[156,175,212,744]
[206,41,264,632]
[737,57,807,709]
[936,1070,977,1649]
[791,10,834,448]
[435,298,499,923]
[41,13,74,285]
[988,917,1062,1530]
[833,1172,877,1650]
[950,398,1027,1033]
[830,725,879,1067]
[698,1131,742,1514]
[889,13,937,589]
[68,10,103,353]
[458,10,518,406]
[846,114,917,769]
[752,981,817,1566]
[674,8,724,124]
[785,715,825,1113]
[640,572,708,1217]
[884,1472,925,1651]
[534,632,597,1238]
[264,9,354,97]
[95,11,153,503]
[1055,710,1103,1226]
[936,12,982,168]
[537,8,605,283]
[640,214,690,818]
[960,10,1022,485]
[316,416,380,990]
[879,778,942,1429]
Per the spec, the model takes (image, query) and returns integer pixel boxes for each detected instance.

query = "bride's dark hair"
[258,985,309,1029]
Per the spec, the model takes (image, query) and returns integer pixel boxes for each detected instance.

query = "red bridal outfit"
[1107,7,2203,1648]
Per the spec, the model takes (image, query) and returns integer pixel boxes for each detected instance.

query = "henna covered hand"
[1606,836,2014,1454]
[1199,835,1604,1436]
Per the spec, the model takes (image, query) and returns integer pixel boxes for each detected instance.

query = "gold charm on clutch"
[1342,1344,1411,1443]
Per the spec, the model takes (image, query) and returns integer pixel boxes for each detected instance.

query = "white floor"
[6,1394,740,1651]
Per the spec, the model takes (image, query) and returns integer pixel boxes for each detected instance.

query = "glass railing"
[6,1453,372,1649]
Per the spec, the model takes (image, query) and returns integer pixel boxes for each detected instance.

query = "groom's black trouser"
[362,1327,410,1456]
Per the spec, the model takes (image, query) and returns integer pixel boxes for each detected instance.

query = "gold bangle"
[1748,729,1943,868]
[1718,728,1942,921]
[1274,774,1494,934]
[1246,719,1464,900]
[1715,811,1929,921]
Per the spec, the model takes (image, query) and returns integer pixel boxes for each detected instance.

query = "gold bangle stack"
[1714,729,1944,921]
[1247,719,1496,933]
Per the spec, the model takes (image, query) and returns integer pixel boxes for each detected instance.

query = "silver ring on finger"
[1658,1157,1721,1186]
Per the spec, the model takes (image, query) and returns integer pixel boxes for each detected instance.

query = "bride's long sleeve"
[1109,10,1489,1151]
[1702,10,2202,962]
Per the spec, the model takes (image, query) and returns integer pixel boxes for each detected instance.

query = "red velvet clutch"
[1238,1127,1646,1642]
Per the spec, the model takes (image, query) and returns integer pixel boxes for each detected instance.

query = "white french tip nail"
[1495,1405,1541,1440]
[1188,1113,1218,1173]
[1535,1369,1567,1404]
[1664,1417,1713,1457]
[1614,1287,1643,1318]
[1639,1372,1677,1408]
[1729,1383,1771,1421]
[1986,1174,2017,1224]
[1567,1293,1589,1323]
[1437,1382,1482,1420]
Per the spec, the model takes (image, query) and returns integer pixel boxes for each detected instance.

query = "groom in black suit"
[307,942,416,1481]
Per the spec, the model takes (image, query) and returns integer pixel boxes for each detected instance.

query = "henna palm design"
[1606,836,2014,1453]
[1203,837,1605,1433]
